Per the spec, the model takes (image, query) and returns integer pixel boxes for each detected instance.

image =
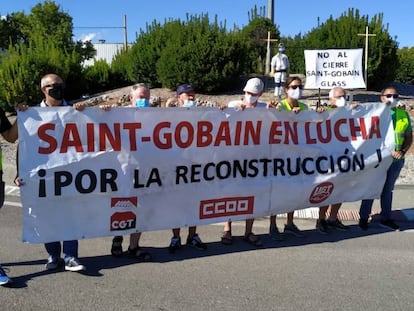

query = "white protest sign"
[304,49,366,89]
[17,105,393,243]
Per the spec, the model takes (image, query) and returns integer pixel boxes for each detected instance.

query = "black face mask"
[48,85,64,100]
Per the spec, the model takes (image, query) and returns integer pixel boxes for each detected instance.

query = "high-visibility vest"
[392,107,411,154]
[277,99,308,111]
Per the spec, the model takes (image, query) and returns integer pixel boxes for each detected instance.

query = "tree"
[396,47,414,85]
[0,1,94,108]
[242,6,280,74]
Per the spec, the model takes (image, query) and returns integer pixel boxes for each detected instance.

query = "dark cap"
[176,83,194,95]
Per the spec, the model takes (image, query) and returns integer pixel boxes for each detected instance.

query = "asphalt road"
[1,193,414,311]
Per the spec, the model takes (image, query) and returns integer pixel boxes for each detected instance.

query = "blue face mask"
[183,100,195,108]
[135,98,150,107]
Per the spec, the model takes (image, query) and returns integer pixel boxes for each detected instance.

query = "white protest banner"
[18,104,394,243]
[304,49,366,89]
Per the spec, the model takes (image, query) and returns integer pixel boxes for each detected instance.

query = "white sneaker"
[64,257,85,272]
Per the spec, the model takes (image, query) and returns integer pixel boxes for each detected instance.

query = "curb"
[7,185,413,222]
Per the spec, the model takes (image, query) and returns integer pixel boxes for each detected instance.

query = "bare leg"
[286,212,294,225]
[319,206,329,220]
[188,226,197,238]
[129,232,141,249]
[172,228,180,237]
[328,203,342,220]
[245,218,254,236]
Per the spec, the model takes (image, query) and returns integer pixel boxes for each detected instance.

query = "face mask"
[135,98,150,107]
[183,100,195,108]
[48,85,64,100]
[335,97,346,107]
[287,88,302,100]
[245,94,259,104]
[387,98,397,107]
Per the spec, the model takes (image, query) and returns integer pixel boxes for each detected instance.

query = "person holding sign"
[110,83,152,262]
[221,77,266,247]
[269,77,308,240]
[0,105,20,286]
[271,42,289,99]
[316,87,352,234]
[168,83,208,253]
[359,86,412,231]
[15,74,86,273]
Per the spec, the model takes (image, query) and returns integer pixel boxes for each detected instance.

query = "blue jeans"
[44,240,78,262]
[359,159,405,220]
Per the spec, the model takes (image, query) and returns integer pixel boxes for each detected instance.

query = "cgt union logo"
[309,182,334,204]
[111,196,138,209]
[110,212,136,231]
[199,196,254,219]
[110,196,138,231]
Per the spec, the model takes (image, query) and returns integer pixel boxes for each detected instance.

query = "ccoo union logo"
[309,182,334,204]
[199,196,254,219]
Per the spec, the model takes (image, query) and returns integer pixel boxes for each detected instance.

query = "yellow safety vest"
[392,107,411,153]
[277,99,308,111]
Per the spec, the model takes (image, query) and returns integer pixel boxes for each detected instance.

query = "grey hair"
[328,87,345,99]
[130,83,149,95]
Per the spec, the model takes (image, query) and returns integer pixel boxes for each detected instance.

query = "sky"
[1,0,413,48]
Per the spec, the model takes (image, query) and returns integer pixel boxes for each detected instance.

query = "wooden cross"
[262,31,278,74]
[358,26,376,89]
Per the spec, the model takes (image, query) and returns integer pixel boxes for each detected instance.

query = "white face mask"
[183,100,195,108]
[245,94,259,104]
[335,97,346,107]
[387,98,397,107]
[287,88,302,100]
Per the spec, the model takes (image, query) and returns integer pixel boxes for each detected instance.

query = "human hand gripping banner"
[17,104,394,243]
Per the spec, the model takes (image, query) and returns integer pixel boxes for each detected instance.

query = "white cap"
[243,78,264,94]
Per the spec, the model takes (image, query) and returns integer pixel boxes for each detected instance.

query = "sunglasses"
[383,94,399,98]
[289,85,303,90]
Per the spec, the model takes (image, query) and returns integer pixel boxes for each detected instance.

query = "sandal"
[221,231,233,245]
[111,236,123,257]
[126,247,152,262]
[243,232,263,247]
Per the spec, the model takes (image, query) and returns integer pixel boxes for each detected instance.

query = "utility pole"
[265,0,275,74]
[357,26,376,89]
[123,15,128,50]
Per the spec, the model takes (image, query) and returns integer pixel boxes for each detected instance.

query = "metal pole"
[123,15,128,50]
[364,26,368,88]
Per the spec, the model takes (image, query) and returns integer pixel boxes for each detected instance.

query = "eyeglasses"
[383,94,399,99]
[289,85,303,90]
[334,95,349,100]
[44,83,64,88]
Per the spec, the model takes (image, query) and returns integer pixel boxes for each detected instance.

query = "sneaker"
[186,234,207,250]
[168,236,181,253]
[327,219,349,231]
[45,256,59,270]
[316,219,329,234]
[269,224,284,241]
[284,223,305,237]
[359,219,369,231]
[379,219,400,231]
[0,265,11,286]
[64,257,86,272]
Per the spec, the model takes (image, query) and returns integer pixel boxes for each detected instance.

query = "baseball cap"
[176,83,194,95]
[243,78,264,94]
